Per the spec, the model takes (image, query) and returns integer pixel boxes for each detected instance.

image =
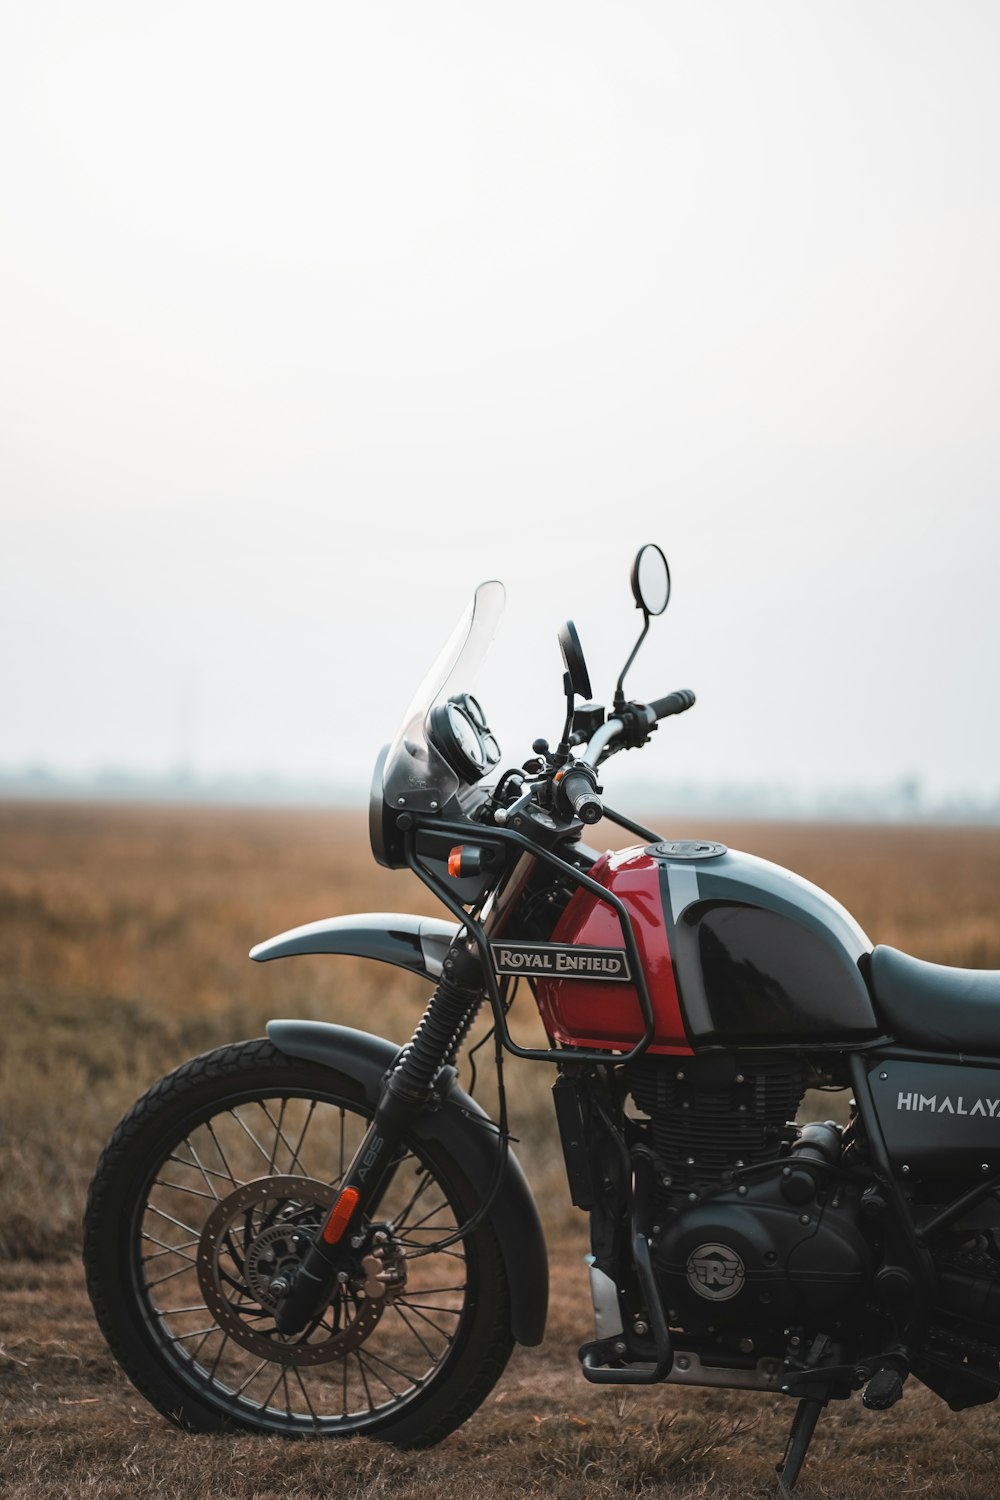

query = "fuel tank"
[535,840,879,1054]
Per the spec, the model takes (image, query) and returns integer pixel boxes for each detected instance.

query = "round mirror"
[557,620,593,699]
[631,543,671,616]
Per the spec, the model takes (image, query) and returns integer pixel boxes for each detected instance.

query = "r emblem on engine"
[686,1243,745,1301]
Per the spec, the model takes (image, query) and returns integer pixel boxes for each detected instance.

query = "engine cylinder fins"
[626,1056,805,1185]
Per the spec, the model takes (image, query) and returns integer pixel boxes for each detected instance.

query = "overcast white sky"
[2,2,999,805]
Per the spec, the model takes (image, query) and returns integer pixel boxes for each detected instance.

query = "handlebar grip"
[559,765,603,825]
[647,689,696,721]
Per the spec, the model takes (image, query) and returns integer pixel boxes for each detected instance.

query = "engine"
[627,1053,805,1187]
[625,1055,873,1335]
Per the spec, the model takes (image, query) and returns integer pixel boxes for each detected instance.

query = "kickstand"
[775,1396,825,1494]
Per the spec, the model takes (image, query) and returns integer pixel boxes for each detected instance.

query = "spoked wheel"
[84,1040,514,1443]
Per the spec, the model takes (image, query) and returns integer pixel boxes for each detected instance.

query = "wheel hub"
[244,1221,309,1309]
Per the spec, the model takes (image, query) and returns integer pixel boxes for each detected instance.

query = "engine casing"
[653,1173,872,1333]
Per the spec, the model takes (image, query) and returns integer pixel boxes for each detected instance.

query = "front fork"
[273,940,485,1336]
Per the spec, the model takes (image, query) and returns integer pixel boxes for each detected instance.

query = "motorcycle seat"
[869,945,1000,1052]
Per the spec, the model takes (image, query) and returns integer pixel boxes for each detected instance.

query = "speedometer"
[448,703,485,768]
[428,696,501,782]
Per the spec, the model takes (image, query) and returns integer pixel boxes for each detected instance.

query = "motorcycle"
[84,544,1000,1491]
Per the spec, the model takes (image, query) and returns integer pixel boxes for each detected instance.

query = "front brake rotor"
[193,1175,390,1365]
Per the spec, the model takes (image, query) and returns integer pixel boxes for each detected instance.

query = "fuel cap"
[648,840,727,860]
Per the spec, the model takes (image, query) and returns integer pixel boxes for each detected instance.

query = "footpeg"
[863,1368,904,1410]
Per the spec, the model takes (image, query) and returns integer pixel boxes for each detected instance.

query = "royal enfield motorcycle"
[85,546,1000,1490]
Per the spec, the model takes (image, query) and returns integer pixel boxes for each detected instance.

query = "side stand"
[775,1396,825,1494]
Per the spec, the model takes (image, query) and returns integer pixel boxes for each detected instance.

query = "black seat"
[869,945,1000,1052]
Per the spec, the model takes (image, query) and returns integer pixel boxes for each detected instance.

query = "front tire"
[83,1039,514,1443]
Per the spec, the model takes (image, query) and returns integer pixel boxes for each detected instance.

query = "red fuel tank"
[536,838,878,1055]
[535,845,693,1055]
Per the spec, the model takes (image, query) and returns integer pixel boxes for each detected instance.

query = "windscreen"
[381,581,505,814]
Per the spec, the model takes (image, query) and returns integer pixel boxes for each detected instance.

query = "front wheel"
[83,1039,514,1443]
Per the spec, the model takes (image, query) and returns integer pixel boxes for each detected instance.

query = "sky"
[2,2,999,807]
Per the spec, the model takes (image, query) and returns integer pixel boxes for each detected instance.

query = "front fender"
[250,912,460,980]
[266,1019,548,1347]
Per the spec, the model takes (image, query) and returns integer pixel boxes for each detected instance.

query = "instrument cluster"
[428,694,501,782]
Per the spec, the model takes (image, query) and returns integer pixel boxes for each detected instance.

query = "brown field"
[5,801,1000,1498]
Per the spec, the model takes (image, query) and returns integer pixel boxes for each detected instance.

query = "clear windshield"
[381,581,505,813]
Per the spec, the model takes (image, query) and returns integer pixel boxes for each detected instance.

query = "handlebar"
[511,688,697,831]
[581,689,696,770]
[558,764,603,825]
[645,689,696,722]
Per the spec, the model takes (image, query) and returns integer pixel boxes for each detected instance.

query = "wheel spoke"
[396,1301,461,1338]
[355,1349,400,1400]
[398,1241,465,1260]
[234,1359,269,1395]
[228,1108,274,1167]
[146,1203,200,1237]
[207,1331,230,1382]
[353,1349,376,1412]
[402,1200,454,1236]
[145,1260,199,1289]
[392,1303,441,1360]
[189,1328,215,1365]
[293,1364,321,1428]
[400,1284,466,1297]
[141,1232,199,1262]
[358,1344,424,1388]
[259,1364,286,1411]
[174,1138,224,1199]
[205,1121,240,1187]
[166,1324,220,1344]
[152,1176,218,1203]
[289,1099,318,1179]
[391,1165,434,1230]
[258,1098,291,1173]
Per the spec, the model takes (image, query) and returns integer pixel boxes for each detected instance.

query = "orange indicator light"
[321,1186,360,1244]
[448,846,464,878]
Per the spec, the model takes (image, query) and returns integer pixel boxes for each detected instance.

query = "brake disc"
[194,1175,388,1366]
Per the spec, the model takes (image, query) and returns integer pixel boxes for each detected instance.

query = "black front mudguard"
[250,912,460,980]
[266,1019,548,1348]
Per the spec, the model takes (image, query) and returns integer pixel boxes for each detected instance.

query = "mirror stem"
[614,613,651,711]
[555,670,576,762]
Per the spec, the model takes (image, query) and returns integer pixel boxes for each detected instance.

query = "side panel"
[266,1020,548,1346]
[869,1058,1000,1194]
[536,848,693,1055]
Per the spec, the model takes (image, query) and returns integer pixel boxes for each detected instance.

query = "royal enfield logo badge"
[489,941,631,982]
[686,1243,746,1301]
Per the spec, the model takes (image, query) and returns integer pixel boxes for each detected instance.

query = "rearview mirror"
[616,542,671,708]
[558,620,593,700]
[631,543,671,617]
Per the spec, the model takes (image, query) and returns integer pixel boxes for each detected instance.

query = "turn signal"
[447,844,495,878]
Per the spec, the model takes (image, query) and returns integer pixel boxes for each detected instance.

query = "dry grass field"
[5,800,1000,1498]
